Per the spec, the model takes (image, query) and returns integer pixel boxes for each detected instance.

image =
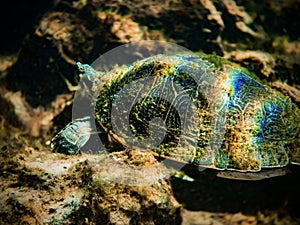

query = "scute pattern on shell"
[89,54,300,172]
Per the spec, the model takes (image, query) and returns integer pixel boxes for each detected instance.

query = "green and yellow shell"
[51,54,300,175]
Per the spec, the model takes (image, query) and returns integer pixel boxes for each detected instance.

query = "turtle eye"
[76,62,85,73]
[78,65,84,72]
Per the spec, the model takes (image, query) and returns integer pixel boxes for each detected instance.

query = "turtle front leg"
[50,116,93,155]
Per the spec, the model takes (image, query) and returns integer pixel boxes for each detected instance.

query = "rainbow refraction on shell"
[51,54,300,173]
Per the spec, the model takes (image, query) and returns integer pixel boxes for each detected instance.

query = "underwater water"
[0,0,300,224]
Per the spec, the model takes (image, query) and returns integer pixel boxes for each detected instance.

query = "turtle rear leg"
[50,116,93,155]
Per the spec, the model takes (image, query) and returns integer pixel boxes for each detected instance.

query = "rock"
[0,148,181,224]
[226,50,276,78]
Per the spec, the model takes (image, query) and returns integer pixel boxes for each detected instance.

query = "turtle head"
[76,62,98,82]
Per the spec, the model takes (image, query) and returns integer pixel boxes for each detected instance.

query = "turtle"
[50,54,300,180]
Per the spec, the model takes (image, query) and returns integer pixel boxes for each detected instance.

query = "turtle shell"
[83,54,300,173]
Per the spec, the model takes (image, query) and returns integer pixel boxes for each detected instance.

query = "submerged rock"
[0,148,181,224]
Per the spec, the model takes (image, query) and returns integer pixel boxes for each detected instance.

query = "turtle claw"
[50,116,92,155]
